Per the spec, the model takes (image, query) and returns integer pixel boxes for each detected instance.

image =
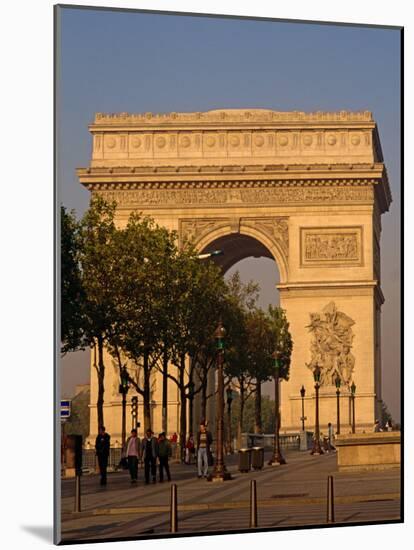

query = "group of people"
[95,426,172,486]
[95,422,214,486]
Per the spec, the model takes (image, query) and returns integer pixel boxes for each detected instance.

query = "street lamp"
[335,375,341,435]
[119,366,130,450]
[208,321,232,481]
[269,352,286,465]
[300,385,306,431]
[310,365,324,455]
[226,386,234,454]
[197,250,224,260]
[350,381,356,434]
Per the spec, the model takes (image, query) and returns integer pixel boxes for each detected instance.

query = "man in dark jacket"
[158,432,172,482]
[95,426,110,486]
[140,429,159,484]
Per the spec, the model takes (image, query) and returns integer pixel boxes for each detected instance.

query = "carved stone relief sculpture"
[306,301,355,386]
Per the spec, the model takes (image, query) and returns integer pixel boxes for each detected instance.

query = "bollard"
[170,483,178,533]
[249,480,258,528]
[326,475,335,523]
[74,474,81,513]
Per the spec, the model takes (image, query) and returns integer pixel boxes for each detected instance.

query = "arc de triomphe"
[78,109,391,443]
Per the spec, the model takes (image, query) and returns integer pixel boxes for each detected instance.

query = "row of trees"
[62,196,293,454]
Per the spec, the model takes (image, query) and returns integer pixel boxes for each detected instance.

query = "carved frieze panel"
[179,218,230,246]
[244,218,289,258]
[300,226,363,267]
[95,186,374,208]
[306,301,355,386]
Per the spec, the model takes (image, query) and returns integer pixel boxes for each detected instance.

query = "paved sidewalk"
[60,450,401,542]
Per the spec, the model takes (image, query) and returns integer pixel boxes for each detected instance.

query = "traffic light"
[131,396,138,417]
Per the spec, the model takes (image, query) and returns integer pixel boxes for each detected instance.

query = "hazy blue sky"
[58,7,401,420]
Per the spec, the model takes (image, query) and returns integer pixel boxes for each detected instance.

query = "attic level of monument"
[78,108,391,215]
[86,108,385,170]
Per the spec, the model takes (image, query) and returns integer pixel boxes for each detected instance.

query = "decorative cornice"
[92,108,374,126]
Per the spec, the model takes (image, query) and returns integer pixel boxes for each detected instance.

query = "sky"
[57,7,401,421]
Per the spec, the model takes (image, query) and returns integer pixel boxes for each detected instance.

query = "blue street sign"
[60,399,71,420]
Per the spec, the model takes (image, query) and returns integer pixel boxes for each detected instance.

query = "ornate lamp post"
[310,365,324,455]
[300,385,306,431]
[335,375,341,435]
[350,381,356,434]
[269,352,286,465]
[226,386,234,454]
[119,366,130,449]
[208,321,231,481]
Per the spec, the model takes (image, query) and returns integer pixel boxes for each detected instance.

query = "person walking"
[374,419,382,432]
[170,432,178,460]
[125,429,140,483]
[158,432,172,482]
[95,426,110,486]
[185,433,195,465]
[141,429,158,484]
[197,423,213,479]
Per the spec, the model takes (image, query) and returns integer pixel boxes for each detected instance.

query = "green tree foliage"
[61,206,85,354]
[267,305,293,382]
[223,273,259,446]
[230,394,276,435]
[244,309,275,434]
[77,196,119,430]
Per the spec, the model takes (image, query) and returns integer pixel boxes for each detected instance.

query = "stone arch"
[184,220,289,283]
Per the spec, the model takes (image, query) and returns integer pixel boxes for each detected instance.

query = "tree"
[158,247,228,460]
[267,305,293,463]
[77,196,119,430]
[245,309,275,434]
[61,206,85,354]
[111,212,178,431]
[223,273,259,446]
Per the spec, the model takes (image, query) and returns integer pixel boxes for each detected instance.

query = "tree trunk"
[96,336,105,430]
[200,377,207,424]
[143,350,151,431]
[162,347,168,433]
[237,380,245,449]
[179,355,187,462]
[254,381,262,434]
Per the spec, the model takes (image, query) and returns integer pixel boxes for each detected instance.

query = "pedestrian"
[125,429,140,483]
[185,433,195,465]
[197,423,213,479]
[373,419,382,432]
[141,429,158,484]
[95,426,110,486]
[327,422,336,451]
[158,432,172,482]
[170,432,178,460]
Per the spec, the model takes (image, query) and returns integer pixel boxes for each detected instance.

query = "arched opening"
[198,232,281,436]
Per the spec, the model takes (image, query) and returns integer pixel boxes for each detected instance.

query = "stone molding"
[179,216,289,260]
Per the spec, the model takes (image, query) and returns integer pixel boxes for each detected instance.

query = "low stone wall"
[335,432,401,472]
